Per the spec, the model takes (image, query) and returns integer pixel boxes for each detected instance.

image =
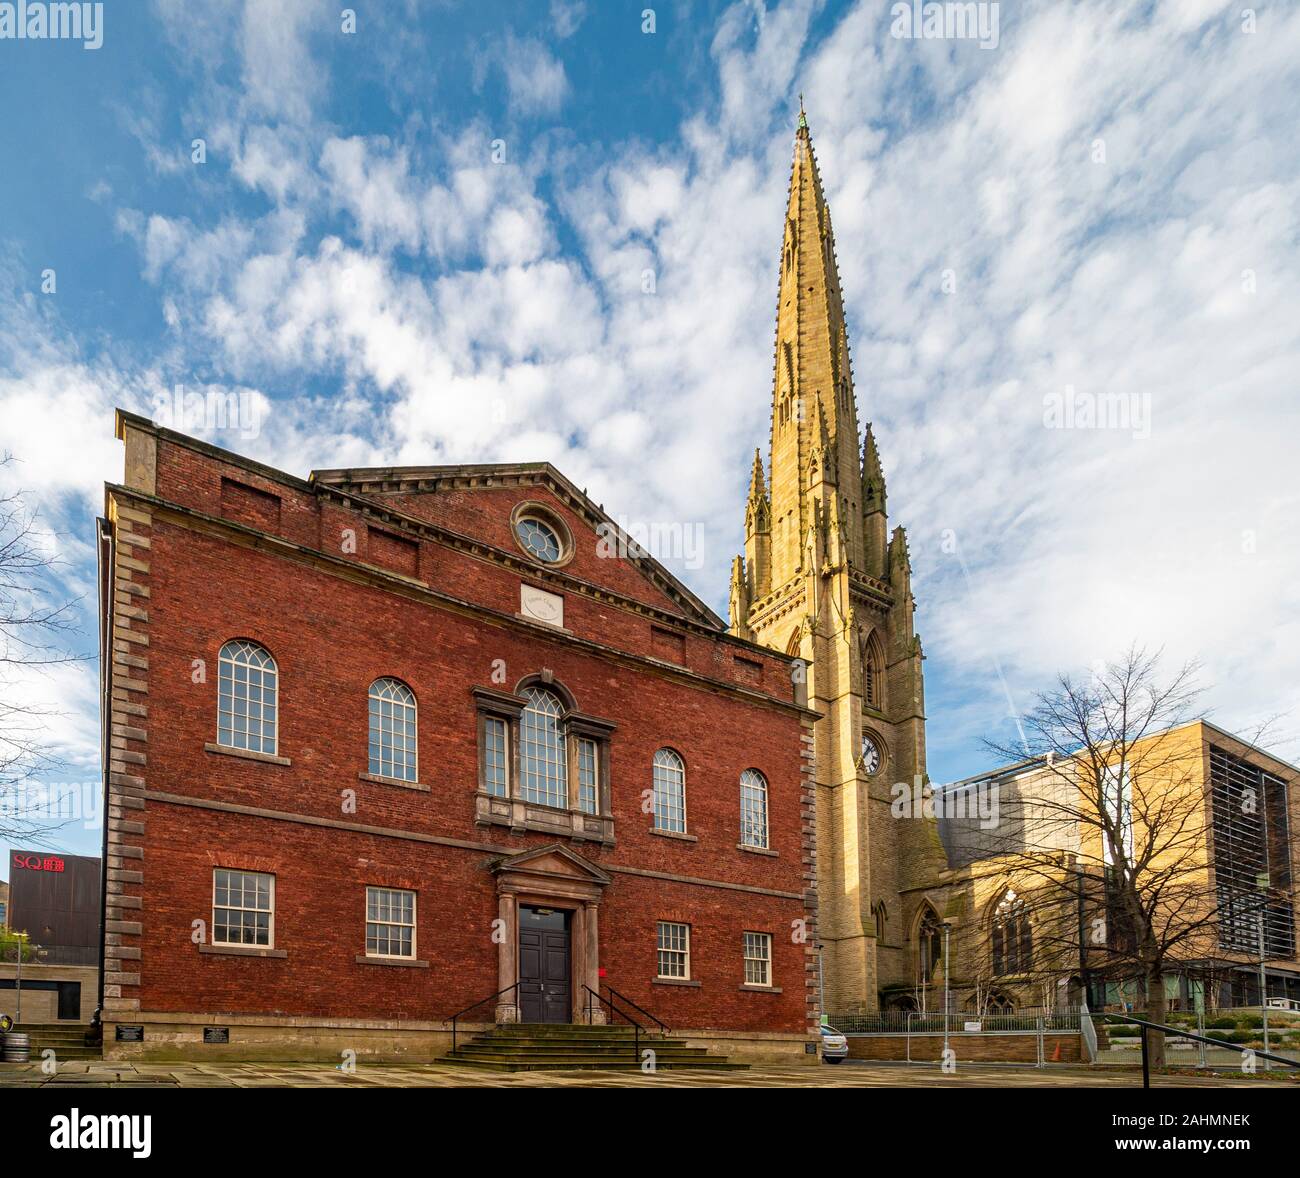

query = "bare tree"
[954,646,1229,1069]
[0,458,84,843]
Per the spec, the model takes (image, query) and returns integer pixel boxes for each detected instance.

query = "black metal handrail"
[601,983,670,1035]
[1096,1013,1300,1088]
[582,984,665,1062]
[447,983,518,1054]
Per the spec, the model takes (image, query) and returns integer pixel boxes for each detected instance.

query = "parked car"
[821,1023,849,1063]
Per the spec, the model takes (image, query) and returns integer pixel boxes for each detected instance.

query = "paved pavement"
[0,1059,1284,1088]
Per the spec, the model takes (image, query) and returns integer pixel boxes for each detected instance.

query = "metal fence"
[826,1007,1082,1035]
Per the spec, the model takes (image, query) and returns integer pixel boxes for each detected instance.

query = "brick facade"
[98,411,820,1062]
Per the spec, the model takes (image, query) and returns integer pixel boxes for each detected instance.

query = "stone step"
[440,1022,746,1071]
[456,1045,711,1060]
[441,1053,748,1072]
[459,1033,685,1046]
[492,1024,669,1036]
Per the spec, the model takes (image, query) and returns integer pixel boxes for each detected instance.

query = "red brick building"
[97,410,819,1062]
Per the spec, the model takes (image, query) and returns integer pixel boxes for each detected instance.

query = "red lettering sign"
[12,854,65,873]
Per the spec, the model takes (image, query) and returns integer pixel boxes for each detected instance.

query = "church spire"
[766,107,864,583]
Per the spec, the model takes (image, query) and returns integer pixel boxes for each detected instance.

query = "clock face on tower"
[861,734,881,775]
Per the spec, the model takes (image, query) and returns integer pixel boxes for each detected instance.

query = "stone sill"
[354,955,429,969]
[474,791,614,846]
[205,743,291,767]
[358,771,430,793]
[649,827,698,843]
[739,984,783,994]
[652,977,702,988]
[199,944,287,959]
[737,843,777,857]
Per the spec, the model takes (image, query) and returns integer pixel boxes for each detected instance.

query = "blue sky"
[2,0,1298,869]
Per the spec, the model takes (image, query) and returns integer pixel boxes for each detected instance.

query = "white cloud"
[500,35,569,117]
[5,0,1300,787]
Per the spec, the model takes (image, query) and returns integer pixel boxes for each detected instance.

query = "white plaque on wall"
[520,583,564,628]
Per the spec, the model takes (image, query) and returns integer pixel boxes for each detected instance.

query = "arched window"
[917,907,943,985]
[992,889,1032,976]
[872,899,888,939]
[520,687,567,809]
[218,640,277,754]
[862,631,884,710]
[740,769,769,849]
[652,749,686,834]
[368,678,417,782]
[475,677,610,827]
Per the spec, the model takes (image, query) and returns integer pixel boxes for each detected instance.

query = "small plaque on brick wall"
[804,1042,817,1054]
[203,1027,230,1044]
[116,1025,144,1042]
[520,583,564,627]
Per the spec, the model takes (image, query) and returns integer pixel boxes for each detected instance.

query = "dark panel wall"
[8,851,102,965]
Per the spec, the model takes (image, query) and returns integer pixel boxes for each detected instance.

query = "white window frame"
[483,714,509,798]
[652,749,687,834]
[656,920,691,980]
[217,639,279,755]
[365,886,417,959]
[520,687,568,809]
[212,868,275,948]
[740,768,769,849]
[743,931,772,986]
[368,677,418,782]
[577,736,599,815]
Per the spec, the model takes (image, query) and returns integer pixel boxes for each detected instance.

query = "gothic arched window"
[992,889,1032,976]
[917,907,943,985]
[862,632,884,710]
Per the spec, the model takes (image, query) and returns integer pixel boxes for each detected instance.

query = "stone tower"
[729,110,944,1012]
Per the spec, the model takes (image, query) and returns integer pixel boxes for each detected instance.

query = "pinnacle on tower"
[862,422,886,511]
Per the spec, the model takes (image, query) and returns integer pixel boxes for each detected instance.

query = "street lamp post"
[1257,911,1270,1070]
[14,931,27,1024]
[817,942,826,1023]
[942,922,952,1059]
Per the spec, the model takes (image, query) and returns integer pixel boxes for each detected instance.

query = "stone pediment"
[490,843,612,887]
[309,461,724,629]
